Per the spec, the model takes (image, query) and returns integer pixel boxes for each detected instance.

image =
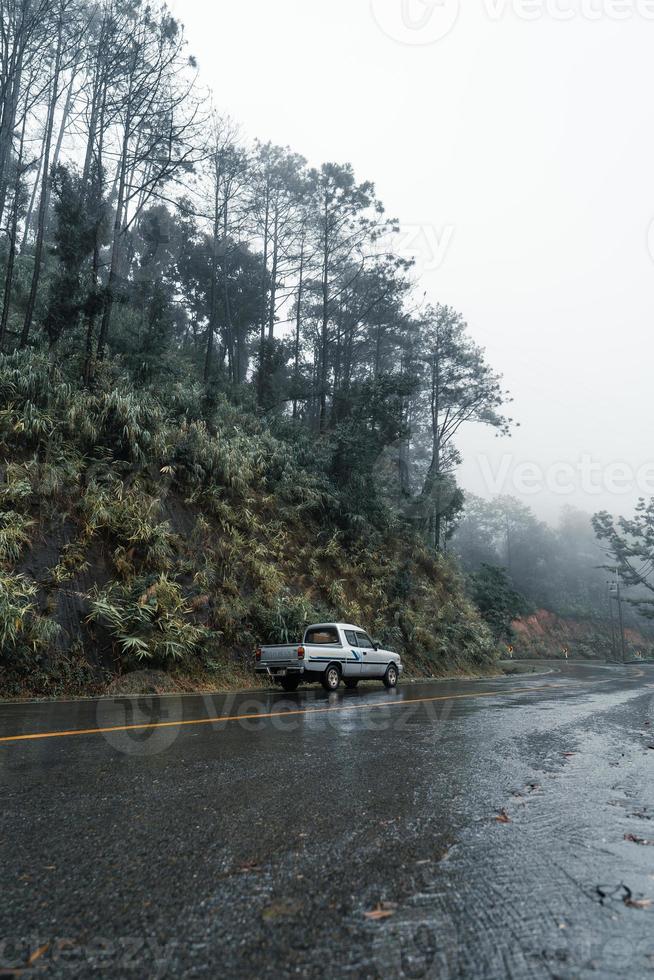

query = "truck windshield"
[305,627,340,645]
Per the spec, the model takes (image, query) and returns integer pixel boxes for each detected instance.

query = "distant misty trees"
[453,497,635,624]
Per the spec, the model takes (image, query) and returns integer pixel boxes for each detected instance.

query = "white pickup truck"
[255,622,403,692]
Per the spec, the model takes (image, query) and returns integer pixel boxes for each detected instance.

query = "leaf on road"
[494,809,511,824]
[27,944,49,967]
[236,860,261,874]
[597,884,654,910]
[625,834,653,846]
[262,899,301,921]
[364,902,397,920]
[563,752,576,758]
[624,897,653,910]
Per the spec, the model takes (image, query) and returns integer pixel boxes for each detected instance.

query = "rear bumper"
[255,664,305,678]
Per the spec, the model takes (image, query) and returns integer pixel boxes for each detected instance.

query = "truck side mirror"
[372,640,380,650]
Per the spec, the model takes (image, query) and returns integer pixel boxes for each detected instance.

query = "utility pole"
[616,578,627,665]
[607,581,617,662]
[608,576,627,665]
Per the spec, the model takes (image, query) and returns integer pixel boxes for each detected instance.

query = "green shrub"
[0,572,61,659]
[0,511,33,563]
[87,574,209,665]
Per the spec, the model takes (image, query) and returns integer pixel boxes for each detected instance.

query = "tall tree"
[0,0,50,226]
[249,142,307,402]
[44,161,106,347]
[593,500,654,619]
[95,4,199,363]
[307,163,395,431]
[414,304,512,550]
[19,0,74,346]
[0,65,34,346]
[198,119,249,383]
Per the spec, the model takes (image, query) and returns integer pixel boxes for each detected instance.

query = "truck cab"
[255,622,403,692]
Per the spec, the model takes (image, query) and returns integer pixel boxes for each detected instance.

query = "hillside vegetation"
[0,350,497,698]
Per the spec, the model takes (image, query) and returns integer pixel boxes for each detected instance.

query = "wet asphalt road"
[1,662,654,979]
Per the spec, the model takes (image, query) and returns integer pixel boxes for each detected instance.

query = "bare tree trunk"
[0,26,25,228]
[397,347,412,497]
[20,79,50,251]
[20,5,65,347]
[82,79,107,385]
[318,230,330,432]
[421,344,443,548]
[292,233,305,420]
[257,183,270,402]
[203,156,220,384]
[374,322,382,377]
[29,61,79,260]
[222,194,235,381]
[267,206,279,341]
[96,101,131,362]
[82,58,104,184]
[398,401,412,497]
[0,89,28,347]
[47,55,79,189]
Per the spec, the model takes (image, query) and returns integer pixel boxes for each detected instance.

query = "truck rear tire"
[344,678,359,690]
[383,664,399,689]
[280,676,300,692]
[322,665,341,691]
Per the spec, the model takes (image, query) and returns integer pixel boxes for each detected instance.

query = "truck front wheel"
[322,665,341,691]
[383,664,399,689]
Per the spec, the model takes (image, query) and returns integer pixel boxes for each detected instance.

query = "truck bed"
[259,644,300,663]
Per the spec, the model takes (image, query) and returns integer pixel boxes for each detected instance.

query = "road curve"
[1,662,653,978]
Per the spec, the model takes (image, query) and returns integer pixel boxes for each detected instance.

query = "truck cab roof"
[306,623,366,634]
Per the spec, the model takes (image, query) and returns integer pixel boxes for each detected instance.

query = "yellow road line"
[0,684,562,745]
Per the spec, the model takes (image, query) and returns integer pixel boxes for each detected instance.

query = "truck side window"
[305,627,340,645]
[345,631,358,645]
[356,632,374,650]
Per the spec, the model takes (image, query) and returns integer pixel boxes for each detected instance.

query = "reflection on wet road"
[1,662,653,978]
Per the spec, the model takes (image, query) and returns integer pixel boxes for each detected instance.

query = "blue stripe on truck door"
[309,651,360,663]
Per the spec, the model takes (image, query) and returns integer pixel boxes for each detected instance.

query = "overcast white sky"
[169,0,654,523]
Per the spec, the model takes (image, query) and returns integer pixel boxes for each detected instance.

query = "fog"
[169,0,654,522]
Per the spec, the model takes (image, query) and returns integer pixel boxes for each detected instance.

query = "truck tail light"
[297,645,305,660]
[255,647,262,662]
